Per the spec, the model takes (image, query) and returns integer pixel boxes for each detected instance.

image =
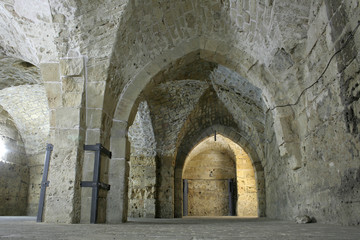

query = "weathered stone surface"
[128,102,156,157]
[184,147,235,216]
[0,85,49,155]
[146,80,209,157]
[0,106,28,216]
[0,0,359,227]
[27,153,46,216]
[183,150,235,180]
[187,179,230,216]
[0,0,57,63]
[183,135,258,217]
[0,57,40,90]
[127,101,157,218]
[87,82,106,109]
[44,83,62,109]
[60,58,84,77]
[40,63,60,83]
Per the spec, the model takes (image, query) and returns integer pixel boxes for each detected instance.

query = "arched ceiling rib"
[107,0,313,115]
[137,47,267,158]
[0,0,325,159]
[145,80,209,156]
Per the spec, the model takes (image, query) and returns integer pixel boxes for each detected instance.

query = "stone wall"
[0,85,49,156]
[225,139,258,217]
[26,152,46,216]
[187,180,230,216]
[0,106,29,215]
[45,0,359,225]
[1,0,359,226]
[182,135,259,217]
[0,58,48,216]
[127,102,156,218]
[127,156,156,218]
[0,84,49,217]
[183,149,235,216]
[263,1,360,225]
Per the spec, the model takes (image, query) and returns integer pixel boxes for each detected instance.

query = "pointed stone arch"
[111,38,292,164]
[109,39,282,222]
[174,125,265,218]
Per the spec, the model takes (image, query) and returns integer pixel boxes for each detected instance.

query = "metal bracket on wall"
[36,143,53,222]
[80,143,112,224]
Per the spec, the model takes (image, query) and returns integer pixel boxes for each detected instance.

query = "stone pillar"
[107,120,129,223]
[40,57,86,223]
[156,155,174,218]
[256,170,266,217]
[236,151,258,217]
[80,57,110,223]
[174,167,183,218]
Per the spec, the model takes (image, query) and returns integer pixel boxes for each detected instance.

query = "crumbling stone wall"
[0,106,29,215]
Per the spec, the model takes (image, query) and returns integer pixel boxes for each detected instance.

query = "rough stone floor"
[0,216,359,240]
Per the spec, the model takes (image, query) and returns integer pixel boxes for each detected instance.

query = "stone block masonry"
[0,0,359,227]
[0,107,28,216]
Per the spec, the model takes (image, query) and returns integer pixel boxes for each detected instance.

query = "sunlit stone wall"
[183,149,235,216]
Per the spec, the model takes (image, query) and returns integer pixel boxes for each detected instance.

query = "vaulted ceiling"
[0,0,324,158]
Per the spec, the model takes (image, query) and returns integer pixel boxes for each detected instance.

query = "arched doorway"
[182,134,258,217]
[174,125,265,218]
